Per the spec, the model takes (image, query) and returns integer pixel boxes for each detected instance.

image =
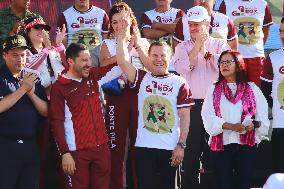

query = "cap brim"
[4,45,29,52]
[188,18,208,22]
[33,24,51,31]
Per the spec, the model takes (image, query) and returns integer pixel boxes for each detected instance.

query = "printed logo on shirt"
[143,95,174,134]
[145,80,173,96]
[71,29,100,49]
[232,6,258,17]
[71,17,98,28]
[234,17,261,45]
[279,66,284,74]
[156,16,173,23]
[277,79,284,110]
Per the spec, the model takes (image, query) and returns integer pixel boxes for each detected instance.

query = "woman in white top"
[99,2,149,189]
[22,16,66,97]
[201,50,270,189]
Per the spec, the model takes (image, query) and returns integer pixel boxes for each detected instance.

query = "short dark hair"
[281,17,284,23]
[148,41,172,56]
[66,43,89,61]
[216,50,247,84]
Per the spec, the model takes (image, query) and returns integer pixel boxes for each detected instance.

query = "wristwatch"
[252,120,261,129]
[177,142,186,149]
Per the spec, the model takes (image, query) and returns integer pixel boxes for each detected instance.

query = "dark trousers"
[105,88,138,189]
[136,147,177,189]
[182,99,208,189]
[0,137,39,189]
[271,128,284,173]
[210,144,256,189]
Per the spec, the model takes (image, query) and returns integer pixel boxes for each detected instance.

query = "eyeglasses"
[219,59,235,66]
[279,29,284,34]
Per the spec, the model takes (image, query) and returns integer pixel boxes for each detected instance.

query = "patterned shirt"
[0,7,42,66]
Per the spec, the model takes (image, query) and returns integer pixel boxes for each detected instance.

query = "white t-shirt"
[141,8,185,46]
[132,69,194,150]
[58,5,109,50]
[220,0,273,58]
[261,48,284,128]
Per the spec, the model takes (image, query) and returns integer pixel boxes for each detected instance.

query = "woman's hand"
[245,123,254,132]
[116,10,131,40]
[42,30,51,49]
[56,24,66,45]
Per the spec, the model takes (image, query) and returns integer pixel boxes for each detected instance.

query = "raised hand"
[56,24,66,45]
[116,10,132,40]
[195,31,208,55]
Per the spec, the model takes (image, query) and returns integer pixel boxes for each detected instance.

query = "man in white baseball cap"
[174,5,230,189]
[187,5,210,22]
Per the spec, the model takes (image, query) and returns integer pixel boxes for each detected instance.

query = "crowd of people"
[0,0,284,189]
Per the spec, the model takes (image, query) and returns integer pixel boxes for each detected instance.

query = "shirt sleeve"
[263,5,273,27]
[102,13,110,33]
[130,69,147,90]
[260,56,273,82]
[218,1,226,14]
[251,83,270,141]
[141,13,152,29]
[173,18,185,42]
[177,82,195,109]
[49,83,70,154]
[173,42,192,75]
[57,13,68,33]
[227,18,237,41]
[201,85,226,136]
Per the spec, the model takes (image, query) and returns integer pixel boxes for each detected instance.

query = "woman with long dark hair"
[201,50,270,189]
[22,16,67,97]
[99,2,149,189]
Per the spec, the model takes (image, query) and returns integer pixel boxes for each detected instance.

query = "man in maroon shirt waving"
[49,43,111,189]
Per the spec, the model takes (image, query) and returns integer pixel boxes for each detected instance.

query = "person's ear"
[2,51,7,60]
[67,58,74,67]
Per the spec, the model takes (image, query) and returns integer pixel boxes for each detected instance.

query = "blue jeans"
[210,143,257,189]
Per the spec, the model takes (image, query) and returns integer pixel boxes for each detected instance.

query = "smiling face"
[68,50,92,79]
[148,45,171,75]
[28,27,45,45]
[188,20,209,39]
[219,53,237,82]
[3,48,26,75]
